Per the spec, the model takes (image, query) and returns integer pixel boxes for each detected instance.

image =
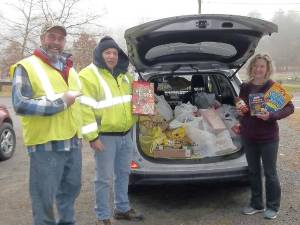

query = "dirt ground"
[0,96,299,225]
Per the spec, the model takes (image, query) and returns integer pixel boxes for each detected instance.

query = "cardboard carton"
[153,146,191,159]
[199,108,226,132]
[264,82,292,112]
[132,81,155,115]
[249,93,266,116]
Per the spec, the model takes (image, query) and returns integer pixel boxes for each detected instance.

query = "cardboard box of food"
[199,108,226,132]
[153,146,191,159]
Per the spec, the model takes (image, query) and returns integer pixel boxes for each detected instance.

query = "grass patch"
[282,84,300,94]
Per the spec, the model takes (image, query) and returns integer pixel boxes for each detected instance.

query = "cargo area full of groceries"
[136,73,242,162]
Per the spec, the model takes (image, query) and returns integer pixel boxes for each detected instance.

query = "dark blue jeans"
[242,139,280,212]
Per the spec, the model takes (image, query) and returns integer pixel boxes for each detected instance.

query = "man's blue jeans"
[94,133,133,220]
[243,139,281,212]
[29,146,82,225]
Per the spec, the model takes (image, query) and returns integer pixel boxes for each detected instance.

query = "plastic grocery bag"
[174,102,197,118]
[139,126,166,156]
[155,95,173,121]
[215,130,237,155]
[169,116,203,129]
[185,125,217,157]
[216,104,238,120]
[216,104,240,137]
[169,119,184,129]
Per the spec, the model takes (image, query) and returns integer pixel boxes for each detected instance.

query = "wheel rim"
[0,128,14,155]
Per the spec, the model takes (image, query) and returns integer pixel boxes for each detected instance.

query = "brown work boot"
[95,219,111,225]
[114,208,144,221]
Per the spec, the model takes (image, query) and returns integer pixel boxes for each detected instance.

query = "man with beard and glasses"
[10,22,82,225]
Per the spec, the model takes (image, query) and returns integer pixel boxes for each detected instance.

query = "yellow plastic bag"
[139,127,166,156]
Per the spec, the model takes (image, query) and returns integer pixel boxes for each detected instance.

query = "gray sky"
[92,0,300,28]
[1,0,300,30]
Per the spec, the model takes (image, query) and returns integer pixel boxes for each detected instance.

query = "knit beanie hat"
[93,36,129,75]
[98,36,120,52]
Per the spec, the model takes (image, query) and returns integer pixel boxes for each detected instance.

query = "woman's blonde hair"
[246,53,274,80]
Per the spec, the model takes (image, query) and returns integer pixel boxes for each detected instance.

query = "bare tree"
[1,0,42,57]
[38,0,103,35]
[0,41,23,79]
[0,0,103,58]
[72,32,97,71]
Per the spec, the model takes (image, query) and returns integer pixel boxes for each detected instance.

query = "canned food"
[235,98,249,113]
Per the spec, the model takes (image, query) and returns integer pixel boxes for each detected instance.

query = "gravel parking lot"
[0,96,299,225]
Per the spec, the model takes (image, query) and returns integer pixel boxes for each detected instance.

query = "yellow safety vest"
[79,64,136,141]
[14,55,82,146]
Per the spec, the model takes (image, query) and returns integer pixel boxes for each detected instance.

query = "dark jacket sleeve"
[239,83,248,102]
[269,101,294,121]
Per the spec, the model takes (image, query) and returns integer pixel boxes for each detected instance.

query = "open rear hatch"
[125,14,278,75]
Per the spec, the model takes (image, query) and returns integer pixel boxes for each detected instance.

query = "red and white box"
[132,80,155,115]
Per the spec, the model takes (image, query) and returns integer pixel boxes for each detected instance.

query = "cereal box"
[132,81,155,115]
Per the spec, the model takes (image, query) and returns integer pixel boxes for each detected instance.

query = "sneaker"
[242,206,265,215]
[95,219,112,225]
[264,209,278,219]
[114,208,144,221]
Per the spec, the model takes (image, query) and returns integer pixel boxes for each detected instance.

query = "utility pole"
[198,0,202,14]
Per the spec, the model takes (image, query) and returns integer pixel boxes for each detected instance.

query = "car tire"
[0,122,16,161]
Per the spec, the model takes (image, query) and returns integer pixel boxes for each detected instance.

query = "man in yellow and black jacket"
[79,36,143,225]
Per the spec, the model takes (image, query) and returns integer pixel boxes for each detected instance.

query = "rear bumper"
[129,166,249,185]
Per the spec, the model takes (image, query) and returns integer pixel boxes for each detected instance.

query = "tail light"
[130,160,140,169]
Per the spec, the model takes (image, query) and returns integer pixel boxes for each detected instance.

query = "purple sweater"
[239,80,294,143]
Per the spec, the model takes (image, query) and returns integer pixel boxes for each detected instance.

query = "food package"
[249,93,266,116]
[199,108,227,133]
[264,82,293,112]
[153,145,192,159]
[139,115,168,132]
[132,80,155,115]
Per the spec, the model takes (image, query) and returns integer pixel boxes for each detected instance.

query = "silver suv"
[124,14,277,186]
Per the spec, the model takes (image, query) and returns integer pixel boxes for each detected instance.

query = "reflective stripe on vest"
[81,122,98,134]
[124,75,129,83]
[80,64,132,109]
[71,67,82,89]
[27,57,81,101]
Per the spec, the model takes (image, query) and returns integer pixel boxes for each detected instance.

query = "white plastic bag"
[215,130,237,155]
[185,125,216,157]
[216,104,240,137]
[155,95,173,121]
[174,102,197,118]
[185,116,203,129]
[169,119,184,129]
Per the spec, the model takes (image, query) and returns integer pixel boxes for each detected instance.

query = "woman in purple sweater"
[238,54,294,220]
